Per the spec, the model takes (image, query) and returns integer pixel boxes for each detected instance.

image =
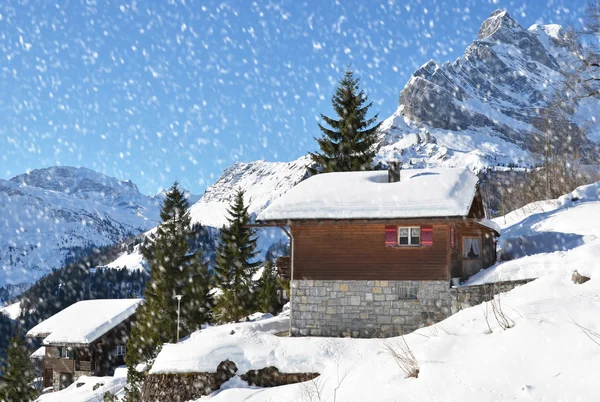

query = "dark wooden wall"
[291,221,451,281]
[468,189,486,219]
[451,221,497,279]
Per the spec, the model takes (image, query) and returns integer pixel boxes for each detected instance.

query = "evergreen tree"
[125,182,211,400]
[256,260,282,315]
[309,69,382,173]
[0,328,37,402]
[212,189,261,323]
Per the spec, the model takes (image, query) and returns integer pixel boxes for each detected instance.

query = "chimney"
[387,160,402,183]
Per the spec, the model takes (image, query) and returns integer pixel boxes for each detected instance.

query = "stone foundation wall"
[450,279,535,309]
[291,280,457,337]
[291,279,535,338]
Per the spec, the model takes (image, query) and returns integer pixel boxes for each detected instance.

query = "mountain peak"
[478,10,521,39]
[10,166,140,197]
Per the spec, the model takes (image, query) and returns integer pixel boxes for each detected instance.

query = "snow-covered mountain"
[0,166,163,294]
[105,158,311,271]
[377,10,598,170]
[189,157,311,229]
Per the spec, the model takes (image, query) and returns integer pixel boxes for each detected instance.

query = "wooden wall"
[291,222,450,281]
[451,221,497,279]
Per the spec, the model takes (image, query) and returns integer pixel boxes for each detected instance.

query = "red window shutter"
[450,226,455,248]
[421,225,433,246]
[385,225,397,246]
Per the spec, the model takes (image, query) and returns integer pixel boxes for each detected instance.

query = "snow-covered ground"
[465,180,600,285]
[146,272,600,402]
[36,367,128,402]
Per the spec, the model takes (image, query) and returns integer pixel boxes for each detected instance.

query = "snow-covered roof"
[27,299,143,346]
[30,346,45,359]
[257,168,479,221]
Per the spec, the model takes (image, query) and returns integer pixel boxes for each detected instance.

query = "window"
[463,237,481,259]
[115,345,126,356]
[398,227,420,246]
[398,286,418,299]
[61,348,71,359]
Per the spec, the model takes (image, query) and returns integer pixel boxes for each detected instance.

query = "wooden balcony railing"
[77,360,92,372]
[45,358,75,373]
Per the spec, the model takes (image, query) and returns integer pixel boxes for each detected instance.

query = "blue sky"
[0,0,588,195]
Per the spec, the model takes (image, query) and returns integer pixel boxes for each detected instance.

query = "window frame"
[398,285,418,300]
[61,347,70,359]
[397,226,421,246]
[115,345,126,356]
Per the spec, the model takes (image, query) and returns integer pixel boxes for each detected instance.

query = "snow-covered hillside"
[465,180,600,285]
[0,166,162,292]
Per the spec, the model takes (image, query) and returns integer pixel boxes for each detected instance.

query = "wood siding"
[468,189,486,219]
[452,221,497,279]
[291,222,451,280]
[44,358,75,374]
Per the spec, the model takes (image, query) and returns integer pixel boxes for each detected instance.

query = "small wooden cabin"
[258,165,500,337]
[27,299,142,391]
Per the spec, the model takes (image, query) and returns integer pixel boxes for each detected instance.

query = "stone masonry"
[291,279,533,338]
[291,280,457,337]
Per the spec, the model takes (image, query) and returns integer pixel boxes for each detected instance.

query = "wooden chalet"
[257,164,500,337]
[27,299,142,391]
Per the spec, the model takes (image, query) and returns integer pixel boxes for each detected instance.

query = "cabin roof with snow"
[257,167,486,222]
[26,298,143,346]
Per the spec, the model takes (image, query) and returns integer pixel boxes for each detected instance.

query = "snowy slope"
[146,273,600,402]
[36,367,128,402]
[464,180,600,285]
[0,301,21,320]
[0,166,162,291]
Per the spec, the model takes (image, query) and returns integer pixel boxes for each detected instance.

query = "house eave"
[254,216,500,236]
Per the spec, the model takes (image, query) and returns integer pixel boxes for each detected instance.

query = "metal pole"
[175,295,182,342]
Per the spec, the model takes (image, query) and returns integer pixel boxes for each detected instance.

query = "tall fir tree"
[125,182,211,400]
[256,260,282,315]
[0,328,37,402]
[212,189,261,323]
[309,69,382,174]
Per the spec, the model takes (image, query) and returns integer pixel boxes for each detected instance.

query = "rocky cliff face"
[398,10,563,143]
[377,10,596,171]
